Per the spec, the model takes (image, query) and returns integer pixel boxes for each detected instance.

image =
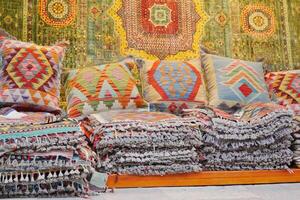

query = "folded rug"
[183,103,294,170]
[82,112,204,175]
[0,115,104,198]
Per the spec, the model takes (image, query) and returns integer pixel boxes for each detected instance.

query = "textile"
[265,70,300,115]
[149,100,205,116]
[65,59,146,118]
[141,59,208,104]
[292,117,300,168]
[0,118,101,197]
[182,102,294,170]
[81,111,204,175]
[202,54,270,110]
[0,1,299,70]
[109,0,208,60]
[0,38,65,113]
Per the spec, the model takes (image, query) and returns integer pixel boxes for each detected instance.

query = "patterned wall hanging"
[109,0,208,60]
[0,0,299,71]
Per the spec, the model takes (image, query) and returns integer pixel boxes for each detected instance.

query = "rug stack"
[0,119,98,198]
[292,117,300,168]
[82,112,204,175]
[183,103,294,170]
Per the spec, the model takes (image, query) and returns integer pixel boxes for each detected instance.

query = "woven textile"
[65,59,146,118]
[81,111,204,175]
[202,54,270,110]
[0,119,100,197]
[109,0,208,60]
[141,59,208,105]
[0,38,65,112]
[0,1,299,70]
[149,100,205,116]
[293,117,300,168]
[265,70,300,115]
[182,102,294,170]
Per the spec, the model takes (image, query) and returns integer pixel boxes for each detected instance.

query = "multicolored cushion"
[265,70,300,115]
[202,54,270,109]
[0,38,66,112]
[141,59,208,104]
[65,59,147,118]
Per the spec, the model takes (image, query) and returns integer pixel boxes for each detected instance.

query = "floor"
[6,183,300,200]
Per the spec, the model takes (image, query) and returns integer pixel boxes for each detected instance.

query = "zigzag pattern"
[66,61,146,118]
[265,71,300,105]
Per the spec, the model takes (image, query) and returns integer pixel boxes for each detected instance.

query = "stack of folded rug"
[0,108,100,198]
[81,111,203,175]
[292,116,300,167]
[183,103,294,170]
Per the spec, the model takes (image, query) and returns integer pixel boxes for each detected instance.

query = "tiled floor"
[5,183,300,200]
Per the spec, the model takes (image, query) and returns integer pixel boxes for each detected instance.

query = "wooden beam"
[107,169,300,188]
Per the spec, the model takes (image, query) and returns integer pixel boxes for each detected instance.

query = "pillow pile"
[81,112,204,175]
[183,103,294,170]
[292,117,300,167]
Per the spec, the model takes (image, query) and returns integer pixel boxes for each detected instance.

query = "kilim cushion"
[140,59,208,105]
[265,70,300,115]
[65,59,147,118]
[0,38,66,113]
[202,54,270,109]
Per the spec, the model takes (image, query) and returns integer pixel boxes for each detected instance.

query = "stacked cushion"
[183,103,294,170]
[81,112,204,175]
[65,58,147,119]
[202,54,270,111]
[0,38,66,113]
[0,119,98,197]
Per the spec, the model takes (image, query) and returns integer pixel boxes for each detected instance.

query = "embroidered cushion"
[265,70,300,115]
[141,59,208,104]
[202,54,270,109]
[65,59,147,118]
[0,38,65,112]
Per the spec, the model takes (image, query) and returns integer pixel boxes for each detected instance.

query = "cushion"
[202,54,270,109]
[0,38,66,112]
[265,70,300,115]
[141,59,208,104]
[65,59,147,118]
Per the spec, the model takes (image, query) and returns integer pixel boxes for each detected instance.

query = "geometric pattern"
[65,59,147,118]
[0,38,65,112]
[265,71,300,111]
[202,54,271,109]
[141,59,208,104]
[109,0,208,60]
[39,0,77,28]
[0,0,299,71]
[111,112,177,123]
[241,3,276,39]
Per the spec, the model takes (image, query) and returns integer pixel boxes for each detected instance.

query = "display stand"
[107,169,300,188]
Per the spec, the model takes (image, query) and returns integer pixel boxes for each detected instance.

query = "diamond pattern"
[142,59,207,103]
[0,39,65,112]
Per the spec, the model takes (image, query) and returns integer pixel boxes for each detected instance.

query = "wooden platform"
[107,169,300,188]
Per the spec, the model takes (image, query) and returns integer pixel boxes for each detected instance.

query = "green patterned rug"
[0,0,299,71]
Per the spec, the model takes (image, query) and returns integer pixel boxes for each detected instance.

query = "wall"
[0,0,299,71]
